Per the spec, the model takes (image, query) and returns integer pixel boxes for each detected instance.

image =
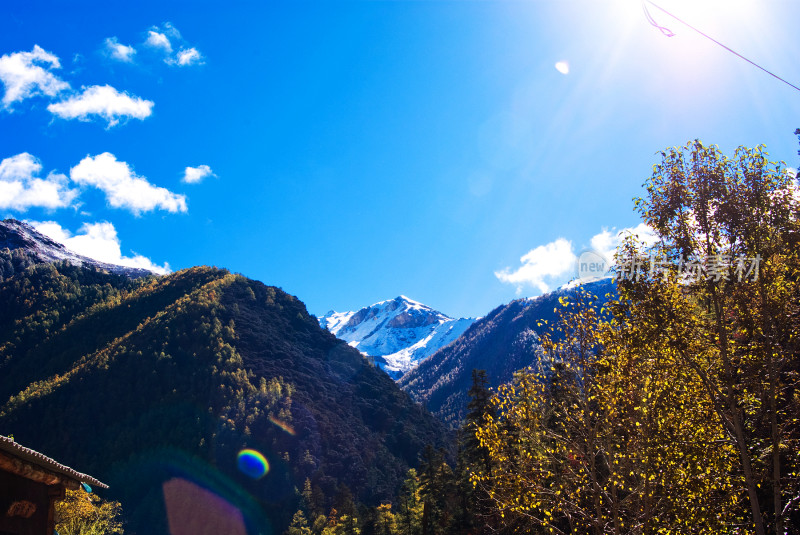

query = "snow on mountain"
[319,296,476,379]
[0,218,155,279]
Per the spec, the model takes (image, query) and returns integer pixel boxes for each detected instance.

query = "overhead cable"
[643,0,800,93]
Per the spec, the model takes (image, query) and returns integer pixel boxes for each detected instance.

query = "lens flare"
[163,478,248,535]
[268,414,296,436]
[237,449,269,479]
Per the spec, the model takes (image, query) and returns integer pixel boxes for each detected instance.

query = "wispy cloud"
[182,165,214,184]
[30,220,170,274]
[144,30,173,54]
[103,37,136,62]
[143,23,204,67]
[70,153,187,215]
[0,45,70,109]
[0,153,78,211]
[175,47,203,66]
[48,84,154,127]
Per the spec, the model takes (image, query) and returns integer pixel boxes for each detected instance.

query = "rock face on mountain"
[398,278,615,428]
[319,296,475,379]
[0,218,154,280]
[0,264,448,534]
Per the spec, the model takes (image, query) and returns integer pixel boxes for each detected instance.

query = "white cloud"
[0,153,78,211]
[589,223,658,261]
[588,229,617,261]
[144,30,173,54]
[555,61,570,75]
[144,24,203,67]
[0,45,70,109]
[47,84,154,127]
[70,153,187,215]
[182,165,214,184]
[104,37,137,62]
[175,48,203,66]
[772,178,800,207]
[30,220,170,274]
[495,224,661,294]
[495,238,576,294]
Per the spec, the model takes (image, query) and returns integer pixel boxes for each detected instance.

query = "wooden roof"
[0,435,108,489]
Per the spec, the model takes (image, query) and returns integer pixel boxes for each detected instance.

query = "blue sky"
[1,0,799,319]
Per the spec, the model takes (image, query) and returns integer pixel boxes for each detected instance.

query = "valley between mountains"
[0,218,600,534]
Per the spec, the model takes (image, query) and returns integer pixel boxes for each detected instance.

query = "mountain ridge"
[399,278,616,427]
[0,218,155,279]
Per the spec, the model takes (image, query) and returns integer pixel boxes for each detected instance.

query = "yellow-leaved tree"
[55,488,124,535]
[473,285,739,534]
[630,140,800,534]
[472,140,800,533]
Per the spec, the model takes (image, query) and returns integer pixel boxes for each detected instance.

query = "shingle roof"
[0,435,108,489]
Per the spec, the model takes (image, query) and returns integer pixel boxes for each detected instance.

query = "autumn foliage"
[470,141,800,534]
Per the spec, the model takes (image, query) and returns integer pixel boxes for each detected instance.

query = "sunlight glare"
[650,0,758,24]
[640,0,761,44]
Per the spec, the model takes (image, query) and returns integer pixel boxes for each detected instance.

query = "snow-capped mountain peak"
[319,296,476,379]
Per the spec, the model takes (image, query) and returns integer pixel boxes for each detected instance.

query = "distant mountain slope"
[0,264,448,534]
[0,218,154,280]
[319,296,475,379]
[398,278,615,428]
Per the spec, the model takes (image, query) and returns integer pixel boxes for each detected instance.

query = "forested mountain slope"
[0,263,448,534]
[399,278,615,427]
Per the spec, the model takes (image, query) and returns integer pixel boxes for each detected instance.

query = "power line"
[641,2,674,37]
[642,0,800,93]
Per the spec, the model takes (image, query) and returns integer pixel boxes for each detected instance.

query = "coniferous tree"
[312,514,328,534]
[286,510,313,535]
[456,369,495,534]
[373,504,397,535]
[395,469,422,535]
[464,369,493,474]
[418,445,456,535]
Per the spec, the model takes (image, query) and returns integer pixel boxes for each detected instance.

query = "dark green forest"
[0,261,448,534]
